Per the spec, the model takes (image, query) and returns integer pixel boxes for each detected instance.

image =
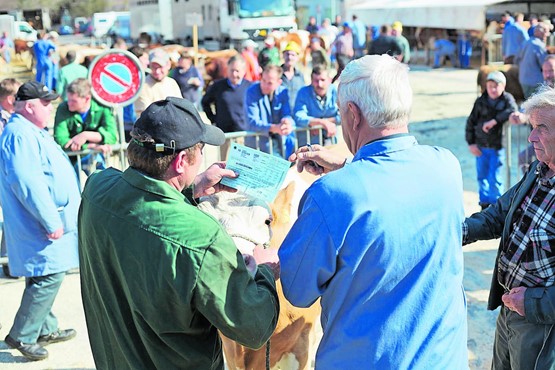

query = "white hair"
[338,54,412,129]
[522,85,555,115]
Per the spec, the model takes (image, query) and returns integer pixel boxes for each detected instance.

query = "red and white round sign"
[88,50,144,107]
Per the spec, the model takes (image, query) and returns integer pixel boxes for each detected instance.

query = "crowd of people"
[0,9,554,370]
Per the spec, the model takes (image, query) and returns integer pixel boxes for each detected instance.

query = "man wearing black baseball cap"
[78,97,280,369]
[0,81,80,361]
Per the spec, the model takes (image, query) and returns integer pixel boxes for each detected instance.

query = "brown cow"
[198,169,321,370]
[477,64,524,102]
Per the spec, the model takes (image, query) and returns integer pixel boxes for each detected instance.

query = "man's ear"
[347,101,362,129]
[173,150,189,175]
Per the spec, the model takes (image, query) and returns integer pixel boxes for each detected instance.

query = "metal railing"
[504,122,535,189]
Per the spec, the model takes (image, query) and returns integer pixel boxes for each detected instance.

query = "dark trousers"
[9,272,66,343]
[493,305,555,369]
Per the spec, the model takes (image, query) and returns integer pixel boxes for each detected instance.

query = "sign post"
[185,13,203,66]
[88,50,144,170]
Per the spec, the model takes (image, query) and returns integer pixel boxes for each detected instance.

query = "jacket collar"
[353,133,416,161]
[122,167,190,203]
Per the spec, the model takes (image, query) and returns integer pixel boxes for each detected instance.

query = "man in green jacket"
[78,97,280,369]
[54,78,117,174]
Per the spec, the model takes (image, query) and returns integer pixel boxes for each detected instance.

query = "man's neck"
[356,126,409,152]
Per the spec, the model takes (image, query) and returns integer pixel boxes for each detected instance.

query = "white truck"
[92,11,131,40]
[0,15,37,41]
[130,0,297,48]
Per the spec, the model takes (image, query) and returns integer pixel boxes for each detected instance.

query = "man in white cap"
[134,48,182,116]
[258,36,280,70]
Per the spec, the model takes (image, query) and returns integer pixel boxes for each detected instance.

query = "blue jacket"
[502,18,529,58]
[0,114,80,277]
[33,39,56,68]
[279,135,468,369]
[244,82,295,156]
[516,37,547,86]
[293,84,340,146]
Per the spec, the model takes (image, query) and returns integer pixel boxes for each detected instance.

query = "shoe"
[4,335,48,361]
[37,328,76,346]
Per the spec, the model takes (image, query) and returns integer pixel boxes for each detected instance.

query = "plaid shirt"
[499,163,555,290]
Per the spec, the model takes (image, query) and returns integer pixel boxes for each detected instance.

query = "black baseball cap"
[15,81,59,101]
[134,97,225,153]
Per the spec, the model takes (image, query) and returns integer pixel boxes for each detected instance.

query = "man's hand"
[502,287,527,316]
[194,162,238,198]
[253,245,280,280]
[289,144,347,176]
[64,131,103,152]
[509,112,528,125]
[482,119,497,133]
[65,132,89,151]
[47,227,64,240]
[468,144,482,157]
[310,119,336,138]
[87,143,113,155]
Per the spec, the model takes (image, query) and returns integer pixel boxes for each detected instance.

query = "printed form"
[221,144,291,203]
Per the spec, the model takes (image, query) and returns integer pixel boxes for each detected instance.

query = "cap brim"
[42,92,60,101]
[202,124,226,146]
[150,57,169,66]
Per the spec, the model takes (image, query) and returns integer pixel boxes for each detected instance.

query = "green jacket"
[79,167,279,370]
[54,99,118,150]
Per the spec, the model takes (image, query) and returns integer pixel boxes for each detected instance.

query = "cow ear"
[271,181,296,225]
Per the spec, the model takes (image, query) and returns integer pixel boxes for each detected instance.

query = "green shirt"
[79,167,279,370]
[57,62,88,101]
[398,35,411,63]
[54,99,118,150]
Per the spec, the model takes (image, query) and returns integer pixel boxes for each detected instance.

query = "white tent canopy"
[346,0,509,30]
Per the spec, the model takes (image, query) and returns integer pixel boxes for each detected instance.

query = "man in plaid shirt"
[464,85,555,369]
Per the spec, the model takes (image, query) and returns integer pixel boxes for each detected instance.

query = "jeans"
[9,272,66,343]
[476,147,504,205]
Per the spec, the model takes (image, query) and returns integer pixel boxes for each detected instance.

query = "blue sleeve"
[293,88,312,128]
[245,87,271,132]
[194,67,204,88]
[278,190,336,307]
[3,134,63,233]
[279,88,294,127]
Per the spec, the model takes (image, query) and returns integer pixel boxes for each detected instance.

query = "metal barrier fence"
[504,122,535,189]
[64,126,326,177]
[483,34,503,66]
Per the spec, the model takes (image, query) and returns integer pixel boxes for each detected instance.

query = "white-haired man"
[464,86,555,369]
[0,81,79,361]
[279,55,468,369]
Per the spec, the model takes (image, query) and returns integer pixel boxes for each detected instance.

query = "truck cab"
[14,21,37,41]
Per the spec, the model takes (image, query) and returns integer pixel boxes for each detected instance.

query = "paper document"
[221,144,291,203]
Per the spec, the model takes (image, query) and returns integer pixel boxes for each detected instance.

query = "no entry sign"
[88,50,144,107]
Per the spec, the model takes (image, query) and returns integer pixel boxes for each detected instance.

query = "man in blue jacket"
[464,85,555,369]
[0,81,79,361]
[280,55,468,369]
[245,65,295,158]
